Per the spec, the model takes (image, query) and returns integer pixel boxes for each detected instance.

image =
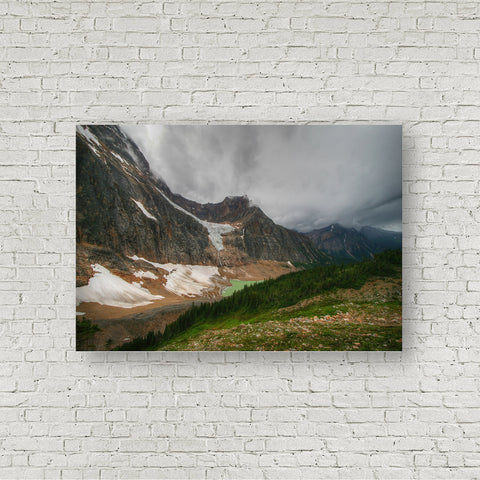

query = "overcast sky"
[121,125,402,233]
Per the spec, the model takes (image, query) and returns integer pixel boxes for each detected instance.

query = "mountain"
[76,125,329,284]
[306,224,401,261]
[306,224,377,261]
[360,226,402,251]
[161,192,331,267]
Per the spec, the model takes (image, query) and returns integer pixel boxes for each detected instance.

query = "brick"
[0,2,478,478]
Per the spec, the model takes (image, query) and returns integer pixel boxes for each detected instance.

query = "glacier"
[155,187,235,251]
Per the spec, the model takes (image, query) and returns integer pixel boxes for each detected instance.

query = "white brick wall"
[1,1,479,478]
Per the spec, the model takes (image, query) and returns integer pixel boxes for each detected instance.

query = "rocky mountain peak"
[77,125,152,175]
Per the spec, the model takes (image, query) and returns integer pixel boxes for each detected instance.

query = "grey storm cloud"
[121,125,402,233]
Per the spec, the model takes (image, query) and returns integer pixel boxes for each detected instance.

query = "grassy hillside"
[116,249,401,351]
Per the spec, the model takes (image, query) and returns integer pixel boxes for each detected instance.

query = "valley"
[76,252,297,350]
[115,250,402,351]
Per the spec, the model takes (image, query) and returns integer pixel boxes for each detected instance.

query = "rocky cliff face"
[306,224,401,261]
[76,125,328,282]
[77,126,213,266]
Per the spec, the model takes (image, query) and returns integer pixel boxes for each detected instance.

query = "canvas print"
[76,125,402,351]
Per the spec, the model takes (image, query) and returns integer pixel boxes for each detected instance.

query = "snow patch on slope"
[128,255,164,269]
[77,125,101,147]
[154,187,235,251]
[112,152,126,164]
[76,264,164,308]
[158,263,222,297]
[129,255,223,297]
[134,270,158,280]
[132,199,157,222]
[77,125,103,158]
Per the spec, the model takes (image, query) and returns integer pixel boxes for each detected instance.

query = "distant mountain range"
[306,223,401,261]
[361,225,402,252]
